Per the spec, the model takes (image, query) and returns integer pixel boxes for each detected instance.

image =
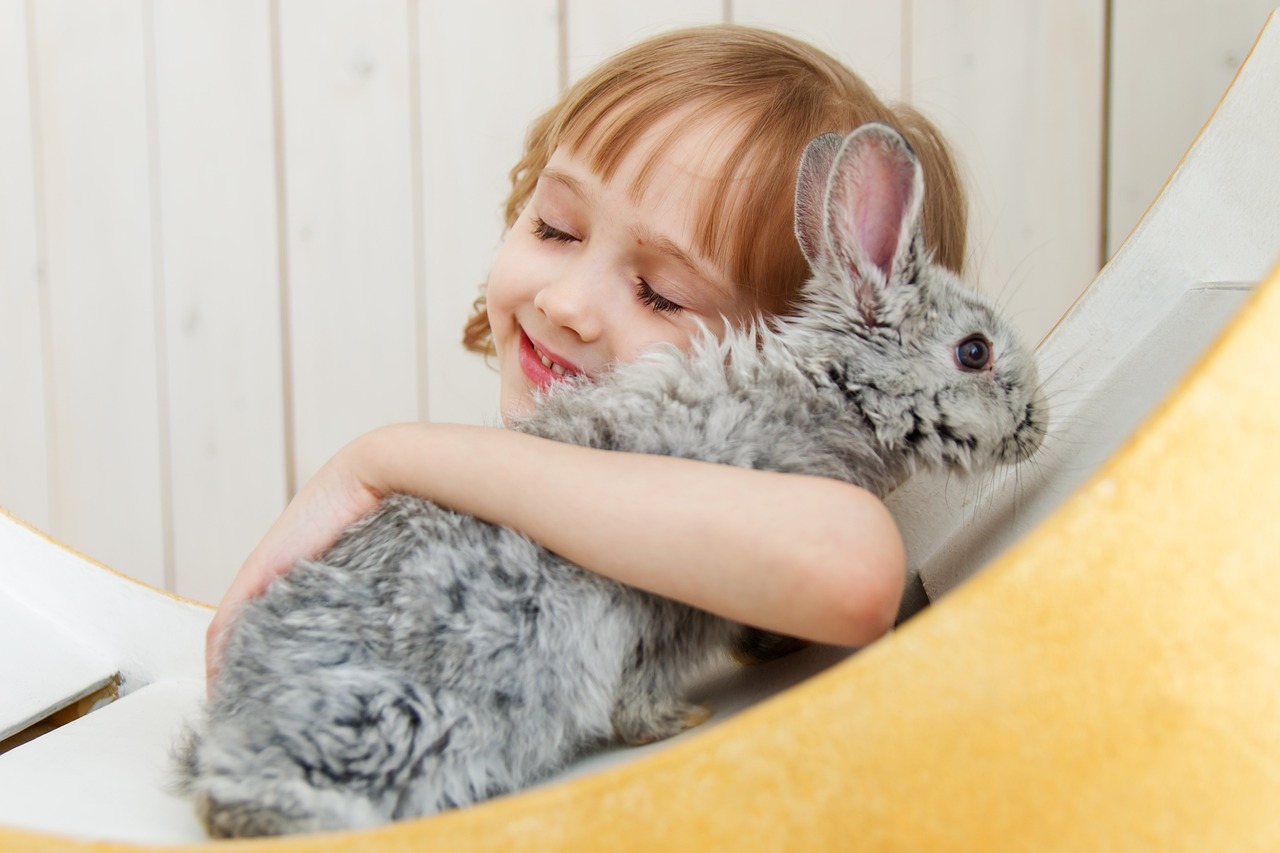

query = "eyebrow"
[630,226,730,298]
[538,168,592,202]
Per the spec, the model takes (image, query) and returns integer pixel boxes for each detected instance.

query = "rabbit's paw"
[194,778,386,838]
[612,699,712,745]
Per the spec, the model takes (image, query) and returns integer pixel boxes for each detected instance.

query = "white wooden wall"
[2,0,1275,604]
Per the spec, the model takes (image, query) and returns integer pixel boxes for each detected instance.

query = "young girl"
[206,25,969,683]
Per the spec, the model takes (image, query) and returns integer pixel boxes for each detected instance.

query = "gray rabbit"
[177,123,1047,838]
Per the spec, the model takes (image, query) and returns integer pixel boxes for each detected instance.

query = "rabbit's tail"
[176,668,451,838]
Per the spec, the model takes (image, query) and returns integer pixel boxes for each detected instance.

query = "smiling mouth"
[533,344,575,377]
[520,329,584,386]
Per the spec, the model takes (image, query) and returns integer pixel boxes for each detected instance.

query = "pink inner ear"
[851,160,910,275]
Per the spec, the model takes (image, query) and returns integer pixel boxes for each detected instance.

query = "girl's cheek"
[501,228,556,282]
[615,318,700,365]
[487,234,536,308]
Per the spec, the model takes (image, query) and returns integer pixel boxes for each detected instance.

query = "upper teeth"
[536,347,568,376]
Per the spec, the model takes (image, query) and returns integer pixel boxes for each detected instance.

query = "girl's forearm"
[357,423,905,647]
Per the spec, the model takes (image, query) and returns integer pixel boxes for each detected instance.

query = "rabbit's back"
[193,496,659,832]
[224,493,651,729]
[220,499,548,691]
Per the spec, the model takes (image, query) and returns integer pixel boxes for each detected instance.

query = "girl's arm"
[207,423,905,681]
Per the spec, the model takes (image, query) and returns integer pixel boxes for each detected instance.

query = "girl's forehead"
[579,114,763,281]
[570,111,745,202]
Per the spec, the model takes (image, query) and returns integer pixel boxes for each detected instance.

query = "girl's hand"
[204,439,385,692]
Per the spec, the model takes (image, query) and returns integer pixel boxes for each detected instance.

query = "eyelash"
[532,216,575,243]
[636,281,684,314]
[532,216,685,314]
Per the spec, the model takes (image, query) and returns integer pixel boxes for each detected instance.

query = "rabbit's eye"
[955,335,992,371]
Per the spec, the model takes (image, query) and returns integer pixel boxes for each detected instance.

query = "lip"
[518,328,585,390]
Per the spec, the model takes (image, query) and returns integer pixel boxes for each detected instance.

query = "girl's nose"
[533,273,603,342]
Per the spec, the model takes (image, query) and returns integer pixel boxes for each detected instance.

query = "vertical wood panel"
[151,0,289,604]
[31,0,167,586]
[277,0,420,485]
[912,0,1106,345]
[0,1,52,532]
[417,0,559,426]
[731,0,905,100]
[1108,0,1277,256]
[565,0,726,82]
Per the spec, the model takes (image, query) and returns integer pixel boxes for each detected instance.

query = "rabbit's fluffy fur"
[177,124,1047,837]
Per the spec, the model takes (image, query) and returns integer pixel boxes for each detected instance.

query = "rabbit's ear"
[824,124,925,323]
[794,132,844,267]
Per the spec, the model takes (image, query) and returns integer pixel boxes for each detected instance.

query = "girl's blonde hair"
[464,25,966,355]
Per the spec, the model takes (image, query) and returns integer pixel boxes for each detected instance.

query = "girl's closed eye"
[636,280,685,314]
[532,216,577,243]
[532,209,688,314]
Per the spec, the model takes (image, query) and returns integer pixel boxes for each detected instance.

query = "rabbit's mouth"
[1001,397,1048,464]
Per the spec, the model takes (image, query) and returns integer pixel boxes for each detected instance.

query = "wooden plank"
[0,676,118,756]
[150,0,290,604]
[910,0,1106,346]
[565,0,726,82]
[416,0,559,426]
[0,1,52,532]
[1107,0,1278,256]
[30,0,167,587]
[0,506,210,692]
[731,0,905,100]
[0,594,115,744]
[277,0,421,485]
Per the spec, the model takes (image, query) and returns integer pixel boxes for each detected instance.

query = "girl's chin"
[498,383,537,425]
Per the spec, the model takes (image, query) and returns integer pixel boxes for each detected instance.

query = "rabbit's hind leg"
[606,608,733,746]
[610,694,712,745]
[188,765,389,838]
[176,722,389,837]
[179,668,449,837]
[609,644,713,746]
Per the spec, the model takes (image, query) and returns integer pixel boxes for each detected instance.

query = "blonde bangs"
[552,71,842,317]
